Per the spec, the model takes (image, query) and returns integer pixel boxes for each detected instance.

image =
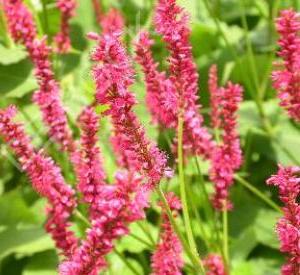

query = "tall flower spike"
[151,192,183,275]
[4,0,77,156]
[209,82,243,210]
[135,31,178,128]
[154,0,213,158]
[267,165,300,275]
[204,254,227,275]
[272,9,300,121]
[88,31,170,188]
[0,106,78,256]
[77,106,106,219]
[209,64,221,129]
[55,0,77,53]
[59,171,144,275]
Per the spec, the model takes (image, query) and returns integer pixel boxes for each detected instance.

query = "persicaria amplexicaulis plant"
[1,0,300,274]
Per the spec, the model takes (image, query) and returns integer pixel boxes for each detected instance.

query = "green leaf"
[0,190,39,226]
[23,250,58,275]
[0,227,54,259]
[0,45,27,65]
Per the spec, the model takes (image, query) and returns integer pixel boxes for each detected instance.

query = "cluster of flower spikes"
[151,192,183,275]
[208,65,243,211]
[55,0,77,53]
[3,0,78,161]
[0,106,78,257]
[204,254,227,275]
[267,165,300,275]
[136,0,214,159]
[272,9,300,122]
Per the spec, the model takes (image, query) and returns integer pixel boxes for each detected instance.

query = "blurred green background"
[1,0,300,274]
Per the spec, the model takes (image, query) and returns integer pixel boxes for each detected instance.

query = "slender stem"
[114,249,141,275]
[194,157,223,255]
[74,209,91,227]
[234,174,282,213]
[177,113,199,258]
[156,185,205,274]
[222,205,229,268]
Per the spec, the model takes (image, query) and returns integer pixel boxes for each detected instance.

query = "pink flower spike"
[209,82,243,211]
[77,106,107,219]
[151,192,183,275]
[55,0,77,53]
[0,106,78,256]
[3,0,37,50]
[100,8,125,35]
[3,0,77,156]
[154,0,213,159]
[135,31,178,128]
[209,64,221,129]
[267,165,300,274]
[272,9,300,121]
[204,254,227,275]
[90,32,170,188]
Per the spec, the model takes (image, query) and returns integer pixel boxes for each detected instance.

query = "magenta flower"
[135,31,178,128]
[88,31,170,188]
[154,0,213,158]
[0,106,78,256]
[55,0,77,53]
[59,171,144,275]
[100,8,125,34]
[204,254,227,275]
[209,64,221,129]
[4,1,77,156]
[209,82,243,210]
[77,106,107,219]
[151,192,183,275]
[3,0,37,50]
[272,9,300,121]
[267,165,300,274]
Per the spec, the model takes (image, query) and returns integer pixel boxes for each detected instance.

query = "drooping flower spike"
[267,165,300,275]
[151,192,183,275]
[272,9,300,122]
[88,31,171,189]
[3,0,77,158]
[0,106,78,256]
[154,0,213,158]
[55,0,77,53]
[209,82,243,210]
[204,254,227,275]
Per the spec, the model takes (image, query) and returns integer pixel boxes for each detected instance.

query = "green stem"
[129,233,154,248]
[156,185,205,274]
[114,249,141,275]
[177,113,199,258]
[194,157,223,255]
[222,205,229,269]
[74,209,91,227]
[234,174,282,213]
